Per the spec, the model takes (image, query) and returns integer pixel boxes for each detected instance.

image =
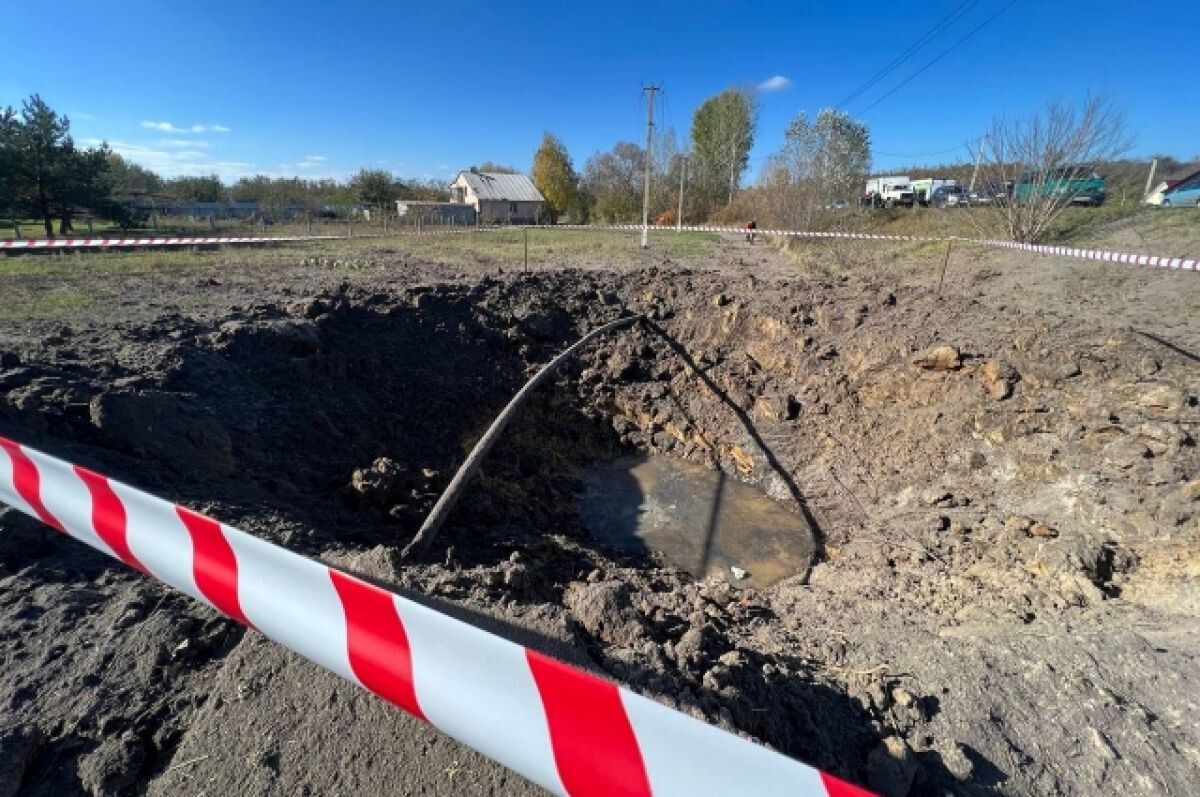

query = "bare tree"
[757,109,871,230]
[975,96,1132,243]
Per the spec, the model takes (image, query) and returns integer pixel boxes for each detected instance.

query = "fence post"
[348,215,353,239]
[937,240,953,297]
[87,218,94,236]
[307,215,312,235]
[152,214,159,234]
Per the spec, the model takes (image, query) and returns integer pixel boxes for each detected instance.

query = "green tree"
[690,87,759,212]
[474,162,518,174]
[349,168,400,215]
[15,95,74,236]
[108,153,164,198]
[531,132,578,221]
[165,174,225,203]
[54,142,127,232]
[0,106,19,227]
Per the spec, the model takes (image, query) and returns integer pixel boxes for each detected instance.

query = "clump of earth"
[1,236,1198,796]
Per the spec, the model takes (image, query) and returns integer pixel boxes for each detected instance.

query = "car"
[1012,166,1107,206]
[929,184,965,207]
[967,180,1010,206]
[1161,173,1200,208]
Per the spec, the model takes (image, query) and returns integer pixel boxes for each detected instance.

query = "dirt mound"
[1,255,1198,795]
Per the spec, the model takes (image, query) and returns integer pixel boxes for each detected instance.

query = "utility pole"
[1143,158,1158,199]
[640,84,660,249]
[968,133,988,193]
[676,154,688,232]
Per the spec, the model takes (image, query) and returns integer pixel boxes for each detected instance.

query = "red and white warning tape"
[9,224,1187,271]
[0,436,872,797]
[0,235,339,249]
[590,224,1200,270]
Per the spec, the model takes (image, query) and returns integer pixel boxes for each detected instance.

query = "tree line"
[0,94,454,234]
[527,87,873,228]
[1,96,130,235]
[4,90,870,235]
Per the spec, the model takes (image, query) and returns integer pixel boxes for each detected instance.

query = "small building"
[395,200,477,225]
[448,168,545,224]
[1144,179,1182,206]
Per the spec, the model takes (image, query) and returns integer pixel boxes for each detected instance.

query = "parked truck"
[862,176,915,208]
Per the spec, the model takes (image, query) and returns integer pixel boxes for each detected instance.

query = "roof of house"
[454,170,545,202]
[1166,167,1200,191]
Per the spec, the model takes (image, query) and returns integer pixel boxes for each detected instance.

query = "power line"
[855,0,1022,117]
[875,143,970,159]
[836,0,981,110]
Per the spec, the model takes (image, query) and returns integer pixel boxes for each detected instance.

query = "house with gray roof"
[449,168,545,224]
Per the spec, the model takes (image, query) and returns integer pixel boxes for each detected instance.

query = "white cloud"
[72,111,96,121]
[160,139,210,148]
[141,121,231,134]
[757,75,792,92]
[104,139,255,181]
[303,154,326,162]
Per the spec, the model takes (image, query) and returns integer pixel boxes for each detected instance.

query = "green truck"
[1012,166,1107,206]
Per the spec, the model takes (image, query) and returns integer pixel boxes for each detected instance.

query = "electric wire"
[854,0,1022,117]
[835,0,981,110]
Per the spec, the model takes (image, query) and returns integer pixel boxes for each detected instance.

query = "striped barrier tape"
[0,235,340,249]
[0,227,511,250]
[6,224,1192,271]
[577,224,1200,269]
[0,435,873,797]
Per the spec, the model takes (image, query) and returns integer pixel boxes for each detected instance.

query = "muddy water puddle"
[578,454,815,588]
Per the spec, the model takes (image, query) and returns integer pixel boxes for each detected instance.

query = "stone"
[981,359,1016,400]
[891,687,917,708]
[866,735,918,797]
[1029,521,1059,538]
[730,566,749,580]
[911,345,961,371]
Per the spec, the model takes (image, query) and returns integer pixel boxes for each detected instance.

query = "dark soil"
[1,235,1198,796]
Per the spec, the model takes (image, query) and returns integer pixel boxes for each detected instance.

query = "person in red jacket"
[744,219,757,244]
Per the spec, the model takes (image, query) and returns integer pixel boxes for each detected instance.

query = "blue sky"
[3,0,1197,183]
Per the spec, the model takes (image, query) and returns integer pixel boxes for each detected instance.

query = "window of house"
[510,202,518,213]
